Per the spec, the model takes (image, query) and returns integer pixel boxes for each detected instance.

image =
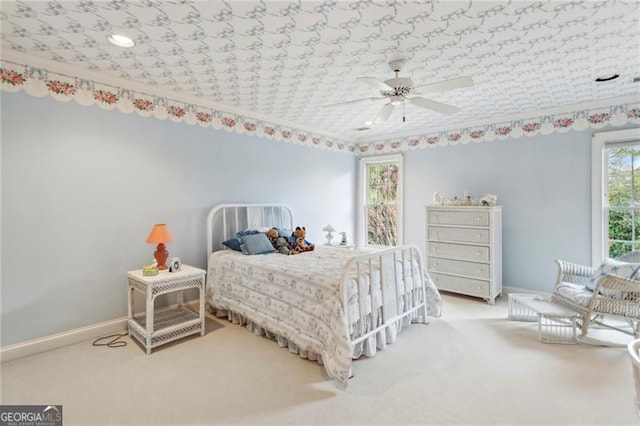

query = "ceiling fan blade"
[323,97,385,107]
[374,103,395,123]
[414,77,474,94]
[410,97,459,115]
[357,77,393,91]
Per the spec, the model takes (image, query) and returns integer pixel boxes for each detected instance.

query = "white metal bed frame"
[338,246,430,346]
[206,203,429,363]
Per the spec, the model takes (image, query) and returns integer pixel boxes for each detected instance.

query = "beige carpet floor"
[1,293,637,425]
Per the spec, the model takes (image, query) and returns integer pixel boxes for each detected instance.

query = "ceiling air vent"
[595,74,619,82]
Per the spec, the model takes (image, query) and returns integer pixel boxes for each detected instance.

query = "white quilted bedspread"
[206,246,441,384]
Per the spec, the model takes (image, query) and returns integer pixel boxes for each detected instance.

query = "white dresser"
[426,205,502,304]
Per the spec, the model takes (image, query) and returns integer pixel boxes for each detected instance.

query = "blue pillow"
[275,228,292,238]
[237,229,260,237]
[222,237,242,251]
[240,233,275,255]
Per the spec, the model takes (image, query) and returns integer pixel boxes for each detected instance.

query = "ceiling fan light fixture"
[341,56,470,125]
[107,33,135,48]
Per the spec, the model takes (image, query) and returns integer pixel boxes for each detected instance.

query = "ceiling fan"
[325,57,473,125]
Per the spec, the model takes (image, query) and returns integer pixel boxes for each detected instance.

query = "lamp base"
[324,232,334,245]
[154,243,169,270]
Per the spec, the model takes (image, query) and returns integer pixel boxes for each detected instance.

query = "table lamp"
[146,224,174,270]
[322,224,336,245]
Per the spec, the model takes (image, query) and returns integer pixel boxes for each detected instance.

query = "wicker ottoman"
[508,293,578,344]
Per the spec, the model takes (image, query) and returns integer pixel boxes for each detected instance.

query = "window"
[358,154,403,247]
[592,128,640,263]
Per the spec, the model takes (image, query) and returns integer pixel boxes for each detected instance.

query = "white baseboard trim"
[1,299,203,363]
[1,317,127,363]
[503,285,552,298]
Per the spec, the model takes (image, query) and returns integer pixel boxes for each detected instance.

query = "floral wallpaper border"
[356,103,640,154]
[2,60,638,156]
[0,60,356,154]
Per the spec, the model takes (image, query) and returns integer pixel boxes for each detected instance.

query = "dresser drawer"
[428,226,489,244]
[428,257,490,280]
[430,272,489,298]
[427,210,489,226]
[427,242,489,262]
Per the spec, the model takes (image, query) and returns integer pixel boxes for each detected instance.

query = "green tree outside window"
[608,146,640,258]
[366,163,398,246]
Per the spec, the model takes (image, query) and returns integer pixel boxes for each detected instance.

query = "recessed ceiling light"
[107,34,135,48]
[595,74,619,82]
[364,121,373,126]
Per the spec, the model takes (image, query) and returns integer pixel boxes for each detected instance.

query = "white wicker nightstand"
[127,265,206,354]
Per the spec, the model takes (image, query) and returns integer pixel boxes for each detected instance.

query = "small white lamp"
[322,224,336,245]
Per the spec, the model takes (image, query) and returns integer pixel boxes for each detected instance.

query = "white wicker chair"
[627,338,640,419]
[551,251,640,338]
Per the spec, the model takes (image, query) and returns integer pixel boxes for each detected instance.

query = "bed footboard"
[339,245,428,352]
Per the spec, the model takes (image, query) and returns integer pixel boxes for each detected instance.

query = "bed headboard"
[206,204,294,256]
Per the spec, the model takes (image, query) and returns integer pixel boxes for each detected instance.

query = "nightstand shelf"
[127,265,206,354]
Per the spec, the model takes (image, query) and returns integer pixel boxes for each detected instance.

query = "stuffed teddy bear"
[290,226,314,252]
[294,237,314,253]
[266,228,296,255]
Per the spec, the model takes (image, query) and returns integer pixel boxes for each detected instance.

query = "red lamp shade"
[146,224,174,270]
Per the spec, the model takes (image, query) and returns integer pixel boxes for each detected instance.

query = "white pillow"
[587,258,640,291]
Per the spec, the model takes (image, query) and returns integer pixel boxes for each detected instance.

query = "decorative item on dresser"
[426,205,502,304]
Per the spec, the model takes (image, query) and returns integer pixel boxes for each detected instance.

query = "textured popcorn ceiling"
[1,0,639,142]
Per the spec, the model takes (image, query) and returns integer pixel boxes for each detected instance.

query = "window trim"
[357,154,404,247]
[592,128,640,265]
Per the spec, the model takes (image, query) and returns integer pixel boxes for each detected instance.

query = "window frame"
[592,128,640,265]
[357,154,404,247]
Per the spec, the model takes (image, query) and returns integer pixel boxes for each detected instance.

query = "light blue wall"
[1,92,356,346]
[403,130,609,294]
[3,89,636,346]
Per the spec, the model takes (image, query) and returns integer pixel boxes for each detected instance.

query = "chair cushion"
[554,282,593,308]
[587,258,640,291]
